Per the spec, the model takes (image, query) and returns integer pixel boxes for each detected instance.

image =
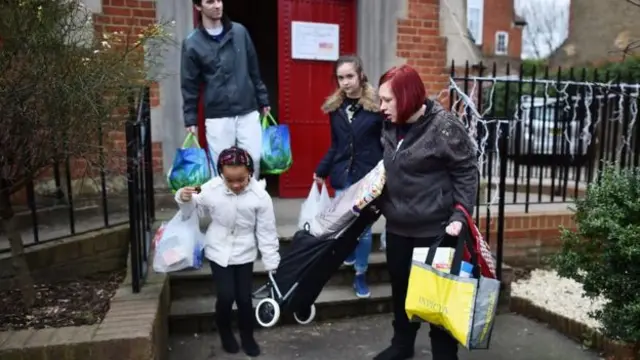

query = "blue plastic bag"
[260,113,293,175]
[167,133,211,193]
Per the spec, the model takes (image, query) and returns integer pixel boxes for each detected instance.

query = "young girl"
[176,146,280,357]
[313,55,384,299]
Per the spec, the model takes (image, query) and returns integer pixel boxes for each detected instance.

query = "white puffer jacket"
[175,178,280,271]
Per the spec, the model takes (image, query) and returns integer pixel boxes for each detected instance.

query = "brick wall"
[397,0,449,97]
[482,0,523,58]
[477,212,576,267]
[0,225,130,290]
[93,0,163,175]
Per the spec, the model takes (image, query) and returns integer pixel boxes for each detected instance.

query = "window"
[467,0,484,45]
[495,31,509,55]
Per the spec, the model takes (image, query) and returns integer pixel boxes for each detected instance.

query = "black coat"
[315,84,384,190]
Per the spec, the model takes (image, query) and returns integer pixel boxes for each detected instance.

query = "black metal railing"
[126,87,155,293]
[450,61,640,278]
[0,91,152,254]
[0,87,155,293]
[450,61,640,213]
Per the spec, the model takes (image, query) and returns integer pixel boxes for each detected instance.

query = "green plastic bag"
[260,112,293,175]
[166,133,211,193]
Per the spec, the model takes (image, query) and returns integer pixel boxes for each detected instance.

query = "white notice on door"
[291,21,339,61]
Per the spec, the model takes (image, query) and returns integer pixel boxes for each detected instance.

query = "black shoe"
[372,344,414,360]
[218,329,240,354]
[240,333,261,357]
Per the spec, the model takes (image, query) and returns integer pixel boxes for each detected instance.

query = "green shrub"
[552,165,640,343]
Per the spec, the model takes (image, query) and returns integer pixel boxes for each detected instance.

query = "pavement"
[167,313,601,360]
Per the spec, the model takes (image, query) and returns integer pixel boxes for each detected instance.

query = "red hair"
[378,65,426,124]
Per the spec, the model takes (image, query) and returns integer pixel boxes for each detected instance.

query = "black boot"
[238,304,260,357]
[429,325,458,360]
[373,321,416,360]
[216,319,239,354]
[372,345,414,360]
[240,330,260,357]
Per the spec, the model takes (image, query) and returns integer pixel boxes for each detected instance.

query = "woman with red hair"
[373,65,478,360]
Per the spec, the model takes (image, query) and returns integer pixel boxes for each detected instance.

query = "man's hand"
[261,107,271,117]
[180,187,198,202]
[186,126,197,135]
[445,221,463,236]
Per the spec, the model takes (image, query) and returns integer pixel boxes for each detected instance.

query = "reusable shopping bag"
[308,161,386,238]
[404,229,500,350]
[167,133,211,194]
[455,204,497,279]
[152,210,205,273]
[297,182,331,230]
[260,112,293,175]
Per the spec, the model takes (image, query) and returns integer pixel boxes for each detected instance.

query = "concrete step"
[169,283,394,334]
[169,266,516,335]
[169,252,390,299]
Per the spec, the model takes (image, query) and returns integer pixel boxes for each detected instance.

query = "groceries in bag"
[153,210,205,273]
[297,182,331,230]
[405,231,500,350]
[412,247,473,278]
[260,112,293,175]
[309,161,386,238]
[167,133,212,194]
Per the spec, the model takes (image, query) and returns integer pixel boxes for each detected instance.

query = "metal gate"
[126,87,156,293]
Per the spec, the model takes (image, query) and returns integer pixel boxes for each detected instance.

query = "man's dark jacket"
[181,19,269,127]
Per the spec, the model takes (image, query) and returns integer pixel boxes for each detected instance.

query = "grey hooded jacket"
[180,21,269,127]
[379,100,479,238]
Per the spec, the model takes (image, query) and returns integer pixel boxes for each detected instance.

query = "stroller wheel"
[293,304,316,325]
[255,298,280,328]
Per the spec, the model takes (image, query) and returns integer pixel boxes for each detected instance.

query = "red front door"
[277,0,357,198]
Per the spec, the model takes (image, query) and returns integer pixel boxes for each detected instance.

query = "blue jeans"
[335,186,372,274]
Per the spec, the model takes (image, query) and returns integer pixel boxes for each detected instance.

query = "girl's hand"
[180,187,198,202]
[313,173,324,185]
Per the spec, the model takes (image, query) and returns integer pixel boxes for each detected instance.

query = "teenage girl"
[176,146,280,357]
[313,55,384,298]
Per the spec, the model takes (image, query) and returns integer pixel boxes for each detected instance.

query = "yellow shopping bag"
[405,261,477,345]
[405,232,500,349]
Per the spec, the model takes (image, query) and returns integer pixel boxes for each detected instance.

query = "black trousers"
[385,232,459,359]
[210,261,254,335]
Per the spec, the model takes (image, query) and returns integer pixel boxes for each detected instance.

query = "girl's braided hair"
[216,146,254,176]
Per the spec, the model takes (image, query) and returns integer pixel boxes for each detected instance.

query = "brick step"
[168,283,394,334]
[169,252,390,299]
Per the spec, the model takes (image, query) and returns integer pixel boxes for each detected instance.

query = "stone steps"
[163,199,515,335]
[169,252,389,299]
[168,246,514,335]
[169,283,394,334]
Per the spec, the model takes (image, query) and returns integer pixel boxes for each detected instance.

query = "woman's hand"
[445,221,463,236]
[313,173,324,185]
[179,187,198,202]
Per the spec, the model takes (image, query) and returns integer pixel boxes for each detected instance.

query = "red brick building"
[467,0,526,67]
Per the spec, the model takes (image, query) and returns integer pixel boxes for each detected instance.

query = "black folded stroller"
[252,204,382,328]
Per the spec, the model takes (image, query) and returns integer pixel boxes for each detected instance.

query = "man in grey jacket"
[182,0,270,178]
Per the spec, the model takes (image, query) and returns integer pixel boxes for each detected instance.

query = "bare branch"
[0,0,175,195]
[516,0,569,59]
